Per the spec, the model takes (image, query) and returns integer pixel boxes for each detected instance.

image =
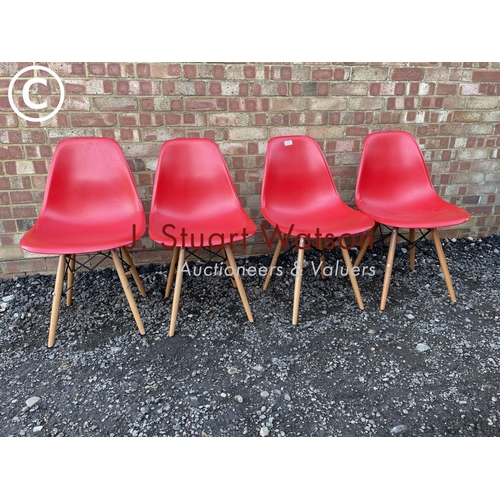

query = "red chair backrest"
[41,137,144,224]
[261,135,341,220]
[151,138,244,220]
[356,130,436,209]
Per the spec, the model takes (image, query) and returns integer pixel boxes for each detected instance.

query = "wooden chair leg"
[221,246,236,288]
[263,236,283,291]
[431,228,457,302]
[340,237,364,310]
[111,249,145,336]
[224,245,254,323]
[169,247,185,337]
[318,238,326,280]
[121,247,147,297]
[292,237,305,325]
[354,223,378,268]
[165,247,180,298]
[66,254,76,306]
[48,255,66,348]
[380,228,398,311]
[409,228,416,271]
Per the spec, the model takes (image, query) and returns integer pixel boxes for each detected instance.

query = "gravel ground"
[1,234,499,438]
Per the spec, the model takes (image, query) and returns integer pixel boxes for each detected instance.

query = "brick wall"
[1,62,499,278]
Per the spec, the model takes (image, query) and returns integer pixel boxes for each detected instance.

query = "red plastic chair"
[20,137,147,347]
[149,138,256,336]
[354,130,470,309]
[261,135,375,324]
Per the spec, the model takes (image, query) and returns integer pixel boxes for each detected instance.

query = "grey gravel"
[416,343,431,352]
[390,424,407,435]
[25,396,41,408]
[0,235,499,436]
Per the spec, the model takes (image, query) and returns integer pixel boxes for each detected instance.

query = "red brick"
[137,63,150,78]
[0,114,18,128]
[312,68,333,80]
[334,68,345,80]
[0,146,23,160]
[436,83,457,95]
[70,63,85,75]
[0,192,10,205]
[93,97,137,111]
[251,83,288,96]
[165,113,182,125]
[280,66,292,80]
[10,191,33,204]
[183,65,197,78]
[209,82,222,95]
[160,64,181,78]
[107,63,121,76]
[212,65,225,79]
[119,114,138,126]
[71,113,117,127]
[331,83,368,95]
[185,99,226,111]
[472,70,500,82]
[244,66,256,79]
[88,63,106,75]
[164,81,205,96]
[0,207,12,219]
[229,98,269,112]
[346,126,369,136]
[391,68,425,81]
[421,97,444,108]
[12,205,37,218]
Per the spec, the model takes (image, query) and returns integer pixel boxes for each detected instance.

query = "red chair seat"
[264,201,374,238]
[149,210,255,248]
[21,215,143,255]
[356,194,470,229]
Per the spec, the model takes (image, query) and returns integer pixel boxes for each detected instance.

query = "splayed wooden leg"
[111,249,145,336]
[165,247,180,298]
[380,228,398,310]
[169,247,185,336]
[48,255,67,348]
[431,228,456,302]
[292,238,305,325]
[225,245,254,323]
